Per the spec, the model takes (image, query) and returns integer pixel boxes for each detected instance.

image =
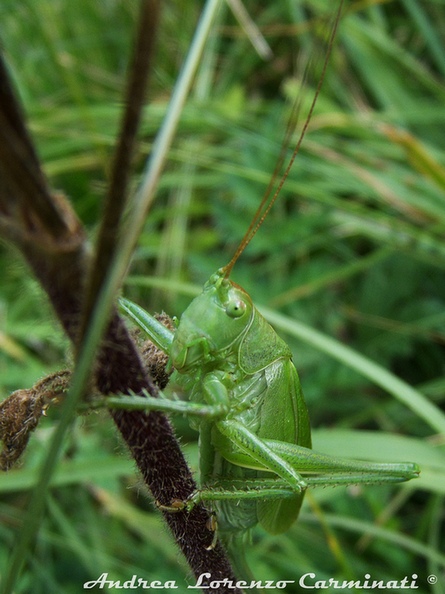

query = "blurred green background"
[0,0,445,592]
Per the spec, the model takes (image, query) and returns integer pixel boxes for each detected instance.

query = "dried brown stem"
[0,2,241,590]
[79,0,161,343]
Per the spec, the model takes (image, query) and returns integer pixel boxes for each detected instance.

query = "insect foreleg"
[201,372,231,409]
[119,297,174,352]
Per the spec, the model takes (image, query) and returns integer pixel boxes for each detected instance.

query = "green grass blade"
[261,307,445,436]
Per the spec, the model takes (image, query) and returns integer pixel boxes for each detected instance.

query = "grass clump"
[0,0,444,591]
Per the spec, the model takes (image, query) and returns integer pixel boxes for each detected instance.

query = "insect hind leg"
[213,420,308,493]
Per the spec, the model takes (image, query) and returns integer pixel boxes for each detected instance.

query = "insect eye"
[225,299,246,319]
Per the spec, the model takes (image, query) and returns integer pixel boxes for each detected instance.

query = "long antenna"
[221,0,344,279]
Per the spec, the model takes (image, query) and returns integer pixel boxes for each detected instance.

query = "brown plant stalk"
[0,1,241,591]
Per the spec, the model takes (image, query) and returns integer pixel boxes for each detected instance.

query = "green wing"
[257,490,305,535]
[256,359,311,534]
